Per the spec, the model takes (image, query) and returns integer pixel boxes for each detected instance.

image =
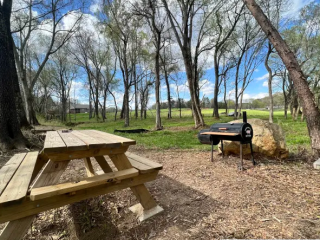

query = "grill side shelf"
[200,132,239,136]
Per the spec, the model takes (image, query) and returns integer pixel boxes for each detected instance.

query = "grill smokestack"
[243,111,247,123]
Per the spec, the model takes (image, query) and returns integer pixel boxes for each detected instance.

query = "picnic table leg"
[84,157,95,177]
[0,160,70,240]
[94,156,113,173]
[109,153,163,221]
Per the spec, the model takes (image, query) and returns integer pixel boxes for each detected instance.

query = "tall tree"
[244,0,320,157]
[13,0,82,125]
[133,0,166,130]
[104,0,135,127]
[162,0,223,127]
[211,1,244,119]
[0,0,28,151]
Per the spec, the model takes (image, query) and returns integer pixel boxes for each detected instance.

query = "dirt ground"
[1,144,320,239]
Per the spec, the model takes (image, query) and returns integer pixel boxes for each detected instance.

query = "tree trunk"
[22,80,39,125]
[265,42,273,123]
[124,86,129,127]
[0,0,28,151]
[224,77,228,114]
[292,93,298,120]
[154,34,162,130]
[10,37,30,128]
[164,69,171,119]
[244,0,320,157]
[89,90,92,119]
[183,57,203,127]
[282,72,288,119]
[213,51,220,119]
[134,65,138,119]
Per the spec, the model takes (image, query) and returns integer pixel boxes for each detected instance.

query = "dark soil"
[1,138,320,239]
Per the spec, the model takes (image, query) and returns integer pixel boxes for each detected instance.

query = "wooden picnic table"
[0,130,163,240]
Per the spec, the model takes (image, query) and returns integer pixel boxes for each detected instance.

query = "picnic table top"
[43,130,136,154]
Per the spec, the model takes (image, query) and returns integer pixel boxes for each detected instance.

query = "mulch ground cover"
[1,144,320,239]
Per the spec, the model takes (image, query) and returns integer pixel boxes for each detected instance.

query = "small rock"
[313,159,320,169]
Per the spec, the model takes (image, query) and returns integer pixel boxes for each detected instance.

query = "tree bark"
[265,42,273,123]
[0,0,28,151]
[244,0,320,157]
[154,32,162,130]
[213,49,220,119]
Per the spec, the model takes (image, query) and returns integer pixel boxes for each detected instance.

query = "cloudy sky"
[19,0,315,108]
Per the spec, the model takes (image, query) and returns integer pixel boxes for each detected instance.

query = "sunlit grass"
[38,108,310,153]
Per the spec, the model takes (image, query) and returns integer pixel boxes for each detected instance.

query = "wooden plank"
[0,153,26,196]
[126,152,163,171]
[43,131,67,153]
[70,131,106,149]
[84,158,95,177]
[0,171,159,224]
[109,153,158,210]
[200,132,239,136]
[94,156,113,173]
[57,131,88,151]
[0,215,35,240]
[0,152,38,204]
[72,130,121,149]
[30,168,139,201]
[128,159,151,173]
[0,160,70,239]
[42,146,129,162]
[85,130,136,146]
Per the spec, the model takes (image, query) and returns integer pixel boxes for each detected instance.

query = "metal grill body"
[198,112,256,170]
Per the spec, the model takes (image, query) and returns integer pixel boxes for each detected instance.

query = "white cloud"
[169,81,189,93]
[246,92,269,100]
[255,73,269,81]
[90,0,103,13]
[199,79,215,96]
[262,79,281,89]
[283,0,313,19]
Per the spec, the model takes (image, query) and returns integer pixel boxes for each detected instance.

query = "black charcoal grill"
[198,111,256,170]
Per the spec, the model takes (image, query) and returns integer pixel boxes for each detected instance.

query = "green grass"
[39,108,310,153]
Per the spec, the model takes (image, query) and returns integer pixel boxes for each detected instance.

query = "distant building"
[69,104,90,113]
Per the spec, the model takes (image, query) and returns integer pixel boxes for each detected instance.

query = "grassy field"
[39,108,310,153]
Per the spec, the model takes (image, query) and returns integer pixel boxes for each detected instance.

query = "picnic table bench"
[0,130,163,240]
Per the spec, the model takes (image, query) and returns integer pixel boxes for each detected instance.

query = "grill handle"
[219,128,228,130]
[243,111,247,123]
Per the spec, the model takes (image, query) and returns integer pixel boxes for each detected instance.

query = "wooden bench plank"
[0,153,27,196]
[57,131,88,151]
[0,152,38,203]
[126,152,163,172]
[43,131,67,153]
[200,132,239,136]
[30,168,139,201]
[77,130,122,148]
[70,130,107,149]
[128,159,151,173]
[86,130,136,146]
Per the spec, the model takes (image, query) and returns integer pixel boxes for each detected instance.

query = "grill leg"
[221,140,224,158]
[211,140,214,162]
[238,144,243,171]
[250,141,256,165]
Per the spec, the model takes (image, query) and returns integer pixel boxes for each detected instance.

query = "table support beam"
[109,153,161,217]
[94,156,113,173]
[84,158,95,177]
